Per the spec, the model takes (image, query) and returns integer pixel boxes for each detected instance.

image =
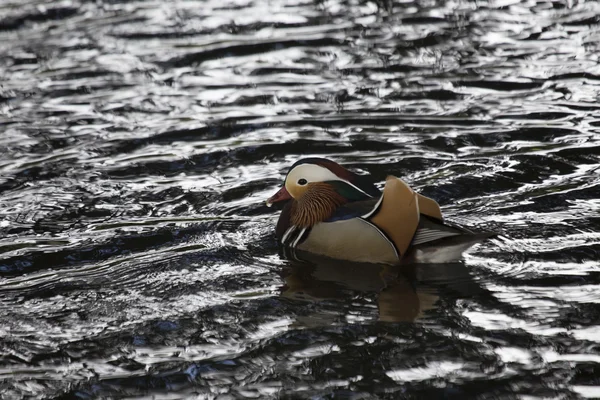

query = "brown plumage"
[290,183,346,228]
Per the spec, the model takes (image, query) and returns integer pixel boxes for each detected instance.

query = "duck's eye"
[297,178,308,186]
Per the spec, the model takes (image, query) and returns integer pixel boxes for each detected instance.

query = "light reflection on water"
[0,0,600,398]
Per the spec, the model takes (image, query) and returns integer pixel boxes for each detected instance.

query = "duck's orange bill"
[266,186,291,207]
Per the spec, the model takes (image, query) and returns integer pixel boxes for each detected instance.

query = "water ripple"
[0,0,599,398]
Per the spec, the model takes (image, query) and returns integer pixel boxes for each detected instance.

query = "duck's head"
[267,158,381,227]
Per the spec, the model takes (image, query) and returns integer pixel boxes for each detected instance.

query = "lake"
[1,0,599,398]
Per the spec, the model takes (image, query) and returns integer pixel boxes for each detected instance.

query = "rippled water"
[1,0,599,398]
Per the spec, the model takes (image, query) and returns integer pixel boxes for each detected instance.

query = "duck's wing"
[411,215,468,246]
[416,193,443,221]
[369,176,420,257]
[410,216,496,263]
[319,177,419,259]
[325,198,380,222]
[327,177,443,223]
[322,176,491,262]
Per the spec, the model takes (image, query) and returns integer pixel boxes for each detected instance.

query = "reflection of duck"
[280,251,484,323]
[267,158,493,264]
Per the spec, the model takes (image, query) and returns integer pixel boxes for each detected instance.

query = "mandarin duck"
[267,158,493,264]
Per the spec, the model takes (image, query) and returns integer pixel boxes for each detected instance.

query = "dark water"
[1,0,600,398]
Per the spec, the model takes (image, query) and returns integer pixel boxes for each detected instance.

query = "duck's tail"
[408,216,495,263]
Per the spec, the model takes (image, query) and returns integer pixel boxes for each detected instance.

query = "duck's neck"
[290,183,346,228]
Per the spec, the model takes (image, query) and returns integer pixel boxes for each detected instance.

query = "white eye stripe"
[286,164,373,197]
[287,164,340,183]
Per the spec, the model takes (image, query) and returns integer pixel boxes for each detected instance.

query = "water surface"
[1,0,600,398]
